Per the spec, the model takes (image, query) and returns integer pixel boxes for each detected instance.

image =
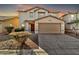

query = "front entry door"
[31,24,35,32]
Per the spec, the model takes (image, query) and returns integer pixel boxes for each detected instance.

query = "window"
[29,12,33,18]
[38,12,45,18]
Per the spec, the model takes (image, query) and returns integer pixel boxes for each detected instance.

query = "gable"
[28,7,39,12]
[35,16,64,23]
[34,8,49,12]
[18,7,39,12]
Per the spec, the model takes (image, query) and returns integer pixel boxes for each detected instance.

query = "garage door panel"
[38,23,61,33]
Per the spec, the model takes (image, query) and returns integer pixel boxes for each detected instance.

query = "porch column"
[26,22,29,31]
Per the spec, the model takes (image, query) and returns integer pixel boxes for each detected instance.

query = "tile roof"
[18,6,60,13]
[0,16,18,20]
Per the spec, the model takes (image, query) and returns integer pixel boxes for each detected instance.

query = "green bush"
[5,26,14,33]
[15,27,25,32]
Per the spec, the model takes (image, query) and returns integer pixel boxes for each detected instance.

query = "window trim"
[29,12,33,18]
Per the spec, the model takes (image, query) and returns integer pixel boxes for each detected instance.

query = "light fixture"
[9,24,13,27]
[71,15,74,18]
[22,24,25,27]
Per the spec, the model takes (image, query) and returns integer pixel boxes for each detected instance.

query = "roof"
[35,15,64,21]
[24,15,64,22]
[33,7,49,12]
[0,16,18,21]
[61,14,69,17]
[61,11,78,17]
[18,6,60,13]
[18,6,39,12]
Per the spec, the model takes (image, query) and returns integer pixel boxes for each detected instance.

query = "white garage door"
[38,23,61,33]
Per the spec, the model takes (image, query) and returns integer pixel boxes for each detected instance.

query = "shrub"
[15,27,25,32]
[5,26,14,33]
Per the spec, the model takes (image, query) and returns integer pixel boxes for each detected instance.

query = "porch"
[25,20,35,33]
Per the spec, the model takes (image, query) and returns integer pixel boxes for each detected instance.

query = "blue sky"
[0,4,79,16]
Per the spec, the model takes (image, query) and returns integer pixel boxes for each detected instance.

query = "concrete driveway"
[38,34,79,55]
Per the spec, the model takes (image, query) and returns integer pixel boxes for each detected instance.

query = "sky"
[0,4,79,16]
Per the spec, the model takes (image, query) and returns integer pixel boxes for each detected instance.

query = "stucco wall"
[19,8,59,27]
[64,14,77,23]
[0,17,19,33]
[5,17,19,28]
[25,22,31,31]
[35,17,65,33]
[2,17,19,28]
[48,13,58,17]
[64,13,79,33]
[34,9,48,19]
[19,12,27,26]
[0,23,4,33]
[19,8,49,26]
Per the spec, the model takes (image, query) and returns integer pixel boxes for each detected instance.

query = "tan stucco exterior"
[3,17,19,28]
[35,16,65,33]
[19,7,65,33]
[63,13,79,33]
[19,7,59,26]
[0,17,19,33]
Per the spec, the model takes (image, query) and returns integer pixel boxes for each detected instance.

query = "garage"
[35,15,65,34]
[38,23,61,33]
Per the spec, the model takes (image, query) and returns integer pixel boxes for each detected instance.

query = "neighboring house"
[18,7,65,34]
[63,12,79,33]
[0,16,19,33]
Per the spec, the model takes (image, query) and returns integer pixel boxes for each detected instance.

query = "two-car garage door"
[38,23,61,33]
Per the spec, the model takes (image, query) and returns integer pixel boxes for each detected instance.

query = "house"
[63,12,79,33]
[0,16,19,33]
[18,7,65,34]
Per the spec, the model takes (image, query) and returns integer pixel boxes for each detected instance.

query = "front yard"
[0,32,79,55]
[0,32,39,55]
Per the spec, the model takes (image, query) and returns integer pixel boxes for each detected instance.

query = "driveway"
[38,34,79,55]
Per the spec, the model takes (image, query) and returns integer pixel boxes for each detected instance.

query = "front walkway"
[38,34,79,55]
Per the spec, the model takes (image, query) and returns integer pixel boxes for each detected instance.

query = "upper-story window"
[38,12,45,18]
[29,12,33,18]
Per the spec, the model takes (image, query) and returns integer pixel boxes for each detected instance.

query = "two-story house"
[18,7,65,34]
[63,12,79,33]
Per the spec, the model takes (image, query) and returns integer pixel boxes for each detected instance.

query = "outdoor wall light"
[22,24,25,27]
[9,24,13,27]
[71,15,74,18]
